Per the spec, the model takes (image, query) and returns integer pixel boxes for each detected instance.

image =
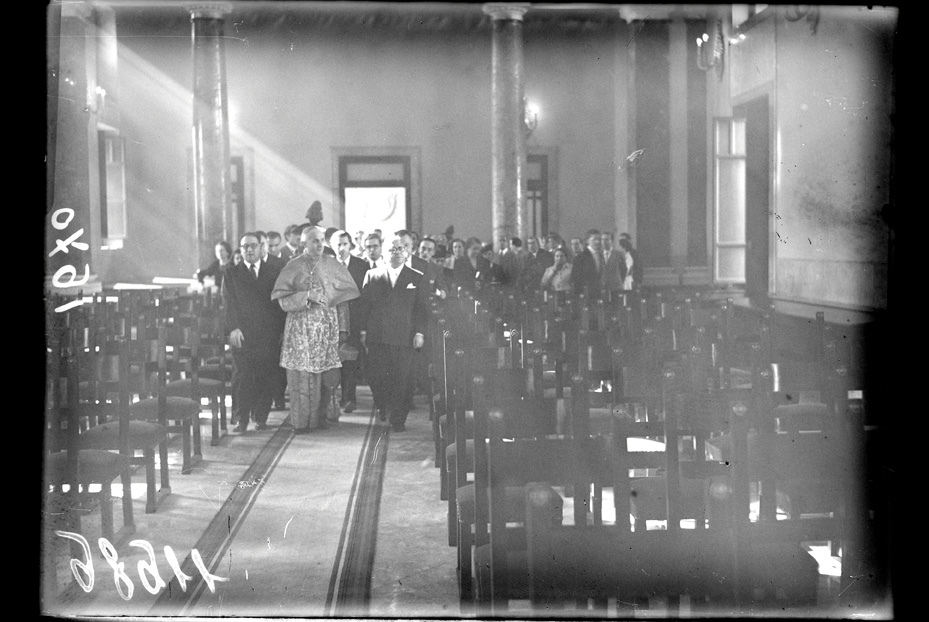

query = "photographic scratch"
[198,484,219,510]
[283,516,294,538]
[627,18,649,47]
[267,537,272,550]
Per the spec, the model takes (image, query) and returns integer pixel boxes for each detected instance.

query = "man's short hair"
[394,229,412,239]
[365,232,382,243]
[481,243,494,254]
[240,231,259,242]
[284,224,300,237]
[420,237,436,248]
[586,229,601,238]
[510,237,523,247]
[267,230,281,240]
[255,230,267,240]
[601,231,614,240]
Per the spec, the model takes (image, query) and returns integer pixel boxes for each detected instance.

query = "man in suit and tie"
[363,233,386,270]
[600,231,626,297]
[357,234,429,432]
[571,229,604,298]
[280,224,301,262]
[331,229,370,414]
[518,235,554,294]
[223,232,287,432]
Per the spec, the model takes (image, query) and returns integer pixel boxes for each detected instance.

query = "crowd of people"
[196,199,641,435]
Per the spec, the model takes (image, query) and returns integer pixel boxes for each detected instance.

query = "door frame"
[331,146,422,233]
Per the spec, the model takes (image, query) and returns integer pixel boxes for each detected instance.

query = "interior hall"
[42,2,906,619]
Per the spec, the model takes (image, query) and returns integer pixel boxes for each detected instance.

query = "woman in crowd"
[452,237,491,291]
[444,238,466,270]
[480,243,505,284]
[196,240,233,290]
[272,226,360,432]
[617,238,638,290]
[540,247,573,293]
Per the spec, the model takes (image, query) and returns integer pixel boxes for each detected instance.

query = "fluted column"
[484,3,529,250]
[190,3,233,265]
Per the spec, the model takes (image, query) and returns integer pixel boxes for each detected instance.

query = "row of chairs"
[422,284,881,616]
[44,288,232,550]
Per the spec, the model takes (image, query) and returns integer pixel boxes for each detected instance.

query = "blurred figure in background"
[196,240,233,290]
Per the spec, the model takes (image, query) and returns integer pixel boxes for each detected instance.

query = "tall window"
[339,156,411,237]
[526,154,548,239]
[98,131,127,248]
[713,117,747,283]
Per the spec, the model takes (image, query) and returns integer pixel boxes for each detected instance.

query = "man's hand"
[230,328,245,349]
[413,333,424,350]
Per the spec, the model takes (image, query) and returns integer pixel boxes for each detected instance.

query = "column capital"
[482,3,530,21]
[188,2,233,20]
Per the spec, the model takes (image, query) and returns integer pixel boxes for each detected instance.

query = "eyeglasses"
[242,243,259,250]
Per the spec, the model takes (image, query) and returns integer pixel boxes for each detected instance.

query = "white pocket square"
[406,283,417,289]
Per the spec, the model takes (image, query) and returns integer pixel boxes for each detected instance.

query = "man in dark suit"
[223,232,287,432]
[518,235,554,294]
[571,229,603,298]
[279,224,300,262]
[331,229,370,414]
[600,231,626,297]
[357,234,429,432]
[256,231,289,410]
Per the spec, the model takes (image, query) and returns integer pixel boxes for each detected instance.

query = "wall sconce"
[523,97,539,137]
[696,18,724,79]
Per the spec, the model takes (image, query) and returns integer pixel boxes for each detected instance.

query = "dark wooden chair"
[79,304,169,514]
[45,308,134,544]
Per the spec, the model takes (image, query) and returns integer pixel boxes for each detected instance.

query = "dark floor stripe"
[331,418,391,615]
[147,422,294,615]
[323,410,378,613]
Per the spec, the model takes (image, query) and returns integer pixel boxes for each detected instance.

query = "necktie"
[251,263,258,280]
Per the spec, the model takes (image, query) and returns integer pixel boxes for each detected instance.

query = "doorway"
[734,95,770,301]
[338,155,411,238]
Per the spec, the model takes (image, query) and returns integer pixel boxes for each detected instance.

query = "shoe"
[273,401,286,411]
[343,401,355,413]
[256,422,269,431]
[233,423,247,433]
[391,423,406,432]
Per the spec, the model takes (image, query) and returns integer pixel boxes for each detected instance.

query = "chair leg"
[211,402,221,446]
[144,448,157,513]
[448,481,458,547]
[119,465,134,528]
[158,438,170,490]
[181,420,192,474]
[100,483,115,542]
[458,521,473,606]
[193,404,205,459]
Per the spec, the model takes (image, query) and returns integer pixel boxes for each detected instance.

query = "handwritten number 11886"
[54,530,229,600]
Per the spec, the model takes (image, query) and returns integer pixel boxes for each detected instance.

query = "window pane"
[344,187,407,239]
[731,119,746,155]
[716,246,746,282]
[526,160,542,180]
[716,158,746,244]
[346,162,405,183]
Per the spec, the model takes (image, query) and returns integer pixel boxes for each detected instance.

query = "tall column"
[484,3,529,250]
[668,17,690,276]
[190,3,234,265]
